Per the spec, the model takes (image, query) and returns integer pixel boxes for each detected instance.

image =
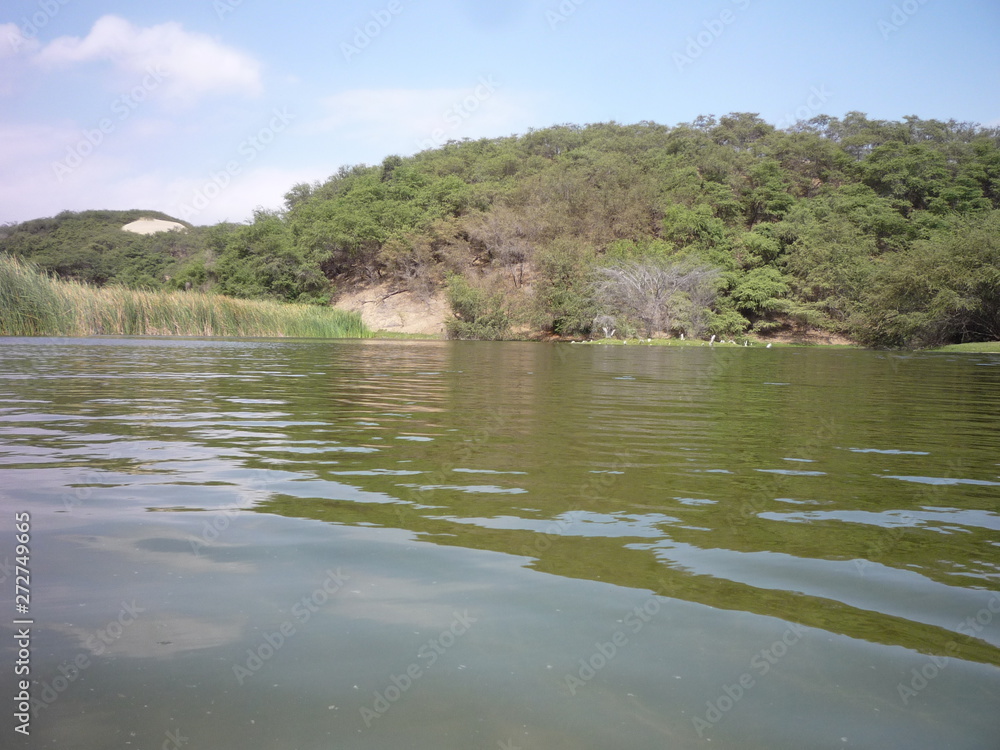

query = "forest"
[2,112,999,348]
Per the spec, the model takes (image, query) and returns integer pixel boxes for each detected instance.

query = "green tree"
[445,273,520,340]
[533,239,598,336]
[215,210,331,303]
[858,211,1000,347]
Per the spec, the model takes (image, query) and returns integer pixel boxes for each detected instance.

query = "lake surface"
[1,337,998,749]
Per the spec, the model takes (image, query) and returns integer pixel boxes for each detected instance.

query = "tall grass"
[0,254,370,338]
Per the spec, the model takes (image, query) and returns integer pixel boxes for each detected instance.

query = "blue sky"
[2,0,998,225]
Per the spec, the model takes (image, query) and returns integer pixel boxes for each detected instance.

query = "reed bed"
[0,255,370,338]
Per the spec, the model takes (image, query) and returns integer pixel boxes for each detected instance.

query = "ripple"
[401,483,528,495]
[848,448,930,455]
[452,468,528,475]
[758,508,1000,533]
[434,510,678,538]
[757,468,827,477]
[882,475,1000,487]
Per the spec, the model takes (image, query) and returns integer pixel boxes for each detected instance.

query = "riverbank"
[0,255,369,338]
[571,337,856,348]
[933,341,1000,352]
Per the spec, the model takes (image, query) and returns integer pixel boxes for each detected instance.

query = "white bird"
[766,343,772,348]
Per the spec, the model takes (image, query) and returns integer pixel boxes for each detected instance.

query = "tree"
[595,260,720,338]
[445,273,522,340]
[534,239,598,336]
[214,209,331,303]
[858,211,1000,347]
[465,205,540,286]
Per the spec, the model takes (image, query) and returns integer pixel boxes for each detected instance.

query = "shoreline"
[370,331,1000,352]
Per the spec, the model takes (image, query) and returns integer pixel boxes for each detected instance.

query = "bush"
[445,273,517,340]
[594,259,720,338]
[534,240,598,336]
[856,211,1000,347]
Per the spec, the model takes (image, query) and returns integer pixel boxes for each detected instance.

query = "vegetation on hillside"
[0,255,368,338]
[3,113,999,347]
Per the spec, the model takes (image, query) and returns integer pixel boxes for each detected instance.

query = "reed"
[0,255,370,338]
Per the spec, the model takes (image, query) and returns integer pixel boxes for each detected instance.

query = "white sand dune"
[121,218,186,235]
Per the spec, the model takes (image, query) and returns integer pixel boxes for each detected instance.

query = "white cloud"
[0,22,39,95]
[0,22,40,58]
[34,15,262,104]
[165,166,328,225]
[0,124,318,226]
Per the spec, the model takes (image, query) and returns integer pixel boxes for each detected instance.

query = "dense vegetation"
[3,113,999,347]
[0,255,368,338]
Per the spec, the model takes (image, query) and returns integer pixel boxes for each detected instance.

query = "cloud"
[0,22,39,95]
[165,165,329,225]
[0,125,320,226]
[34,15,262,104]
[0,22,40,58]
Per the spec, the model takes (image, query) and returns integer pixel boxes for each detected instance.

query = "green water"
[1,337,998,749]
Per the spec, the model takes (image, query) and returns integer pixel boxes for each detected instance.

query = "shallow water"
[1,337,998,749]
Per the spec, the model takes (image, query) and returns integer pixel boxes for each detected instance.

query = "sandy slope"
[121,218,186,235]
[334,283,447,335]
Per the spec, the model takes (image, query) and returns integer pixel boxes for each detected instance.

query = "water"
[1,337,998,749]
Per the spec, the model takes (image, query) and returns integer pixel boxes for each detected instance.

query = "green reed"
[0,255,370,338]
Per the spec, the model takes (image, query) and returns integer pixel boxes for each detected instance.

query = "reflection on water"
[1,337,998,749]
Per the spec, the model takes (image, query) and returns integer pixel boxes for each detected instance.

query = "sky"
[2,0,998,226]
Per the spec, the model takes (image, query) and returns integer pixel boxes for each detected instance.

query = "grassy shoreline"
[568,337,852,348]
[931,342,1000,353]
[1,255,369,338]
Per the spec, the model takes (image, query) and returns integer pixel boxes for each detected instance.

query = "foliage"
[595,259,720,338]
[444,273,520,340]
[533,239,599,336]
[0,210,205,288]
[4,114,1000,347]
[0,255,368,338]
[857,212,1000,347]
[214,209,332,304]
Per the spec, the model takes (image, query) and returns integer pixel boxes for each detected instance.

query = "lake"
[1,337,998,749]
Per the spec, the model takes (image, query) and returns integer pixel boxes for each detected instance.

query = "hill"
[0,209,218,290]
[3,113,1000,347]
